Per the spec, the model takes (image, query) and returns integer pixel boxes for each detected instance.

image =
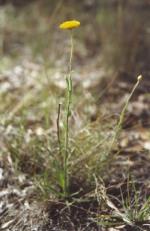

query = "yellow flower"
[59,20,80,30]
[137,75,142,81]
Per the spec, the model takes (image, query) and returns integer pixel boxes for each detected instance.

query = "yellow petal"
[59,20,80,30]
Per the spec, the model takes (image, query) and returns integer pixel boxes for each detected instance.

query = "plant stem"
[57,102,62,156]
[64,30,74,197]
[69,30,73,73]
[114,77,142,138]
[100,76,142,169]
[108,76,142,156]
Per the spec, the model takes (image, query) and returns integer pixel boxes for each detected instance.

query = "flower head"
[137,75,142,81]
[59,20,80,30]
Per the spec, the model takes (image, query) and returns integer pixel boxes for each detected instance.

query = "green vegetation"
[0,1,150,230]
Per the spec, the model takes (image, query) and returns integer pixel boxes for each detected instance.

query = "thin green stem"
[114,77,142,138]
[69,30,73,73]
[105,76,142,163]
[57,102,62,156]
[64,30,74,197]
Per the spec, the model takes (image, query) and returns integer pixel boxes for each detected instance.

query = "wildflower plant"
[57,20,80,198]
[56,17,143,199]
